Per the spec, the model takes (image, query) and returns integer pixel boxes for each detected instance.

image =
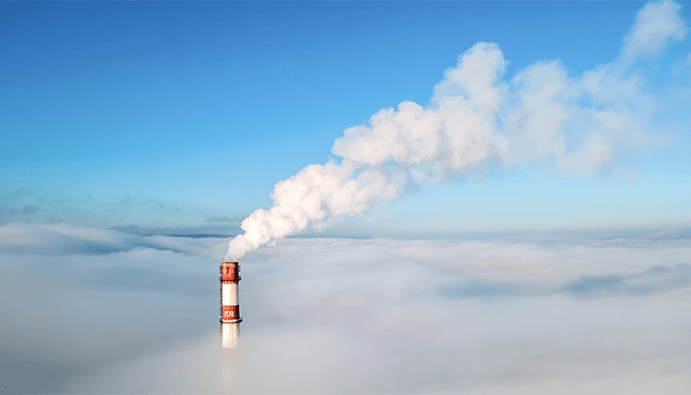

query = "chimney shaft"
[220,261,242,348]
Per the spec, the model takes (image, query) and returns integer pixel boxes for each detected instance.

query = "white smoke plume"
[225,0,687,261]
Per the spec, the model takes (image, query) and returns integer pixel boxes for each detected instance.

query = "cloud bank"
[2,222,691,393]
[226,0,688,261]
[0,187,243,237]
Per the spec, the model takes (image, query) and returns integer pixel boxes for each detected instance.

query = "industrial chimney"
[220,261,242,348]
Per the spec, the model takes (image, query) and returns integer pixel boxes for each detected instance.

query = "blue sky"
[1,1,690,237]
[3,3,691,393]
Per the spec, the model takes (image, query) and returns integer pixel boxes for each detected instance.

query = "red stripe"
[221,262,240,283]
[222,305,240,321]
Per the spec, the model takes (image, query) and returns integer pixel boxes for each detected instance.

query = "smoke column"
[225,0,687,261]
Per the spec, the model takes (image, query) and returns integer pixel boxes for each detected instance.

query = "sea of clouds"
[2,222,691,393]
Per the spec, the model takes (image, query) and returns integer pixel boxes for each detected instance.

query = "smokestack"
[220,261,242,348]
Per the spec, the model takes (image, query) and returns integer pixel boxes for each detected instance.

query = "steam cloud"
[226,0,688,261]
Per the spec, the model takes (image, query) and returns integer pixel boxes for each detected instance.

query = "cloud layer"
[226,0,688,261]
[2,222,691,393]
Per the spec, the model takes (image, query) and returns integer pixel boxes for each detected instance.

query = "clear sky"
[1,1,690,238]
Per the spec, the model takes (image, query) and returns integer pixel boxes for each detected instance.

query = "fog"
[2,222,691,393]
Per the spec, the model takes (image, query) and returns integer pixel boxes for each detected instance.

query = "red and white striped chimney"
[220,261,242,348]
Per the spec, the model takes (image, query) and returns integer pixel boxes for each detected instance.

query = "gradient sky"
[2,1,690,238]
[3,3,691,394]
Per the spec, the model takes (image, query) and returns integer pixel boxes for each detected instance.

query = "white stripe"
[222,283,238,305]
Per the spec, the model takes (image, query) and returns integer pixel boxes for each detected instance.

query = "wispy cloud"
[206,215,239,224]
[1,187,35,200]
[20,204,40,214]
[560,262,691,297]
[621,0,688,60]
[0,222,230,256]
[0,187,243,237]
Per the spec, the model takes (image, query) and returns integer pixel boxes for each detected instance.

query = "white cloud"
[621,0,689,60]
